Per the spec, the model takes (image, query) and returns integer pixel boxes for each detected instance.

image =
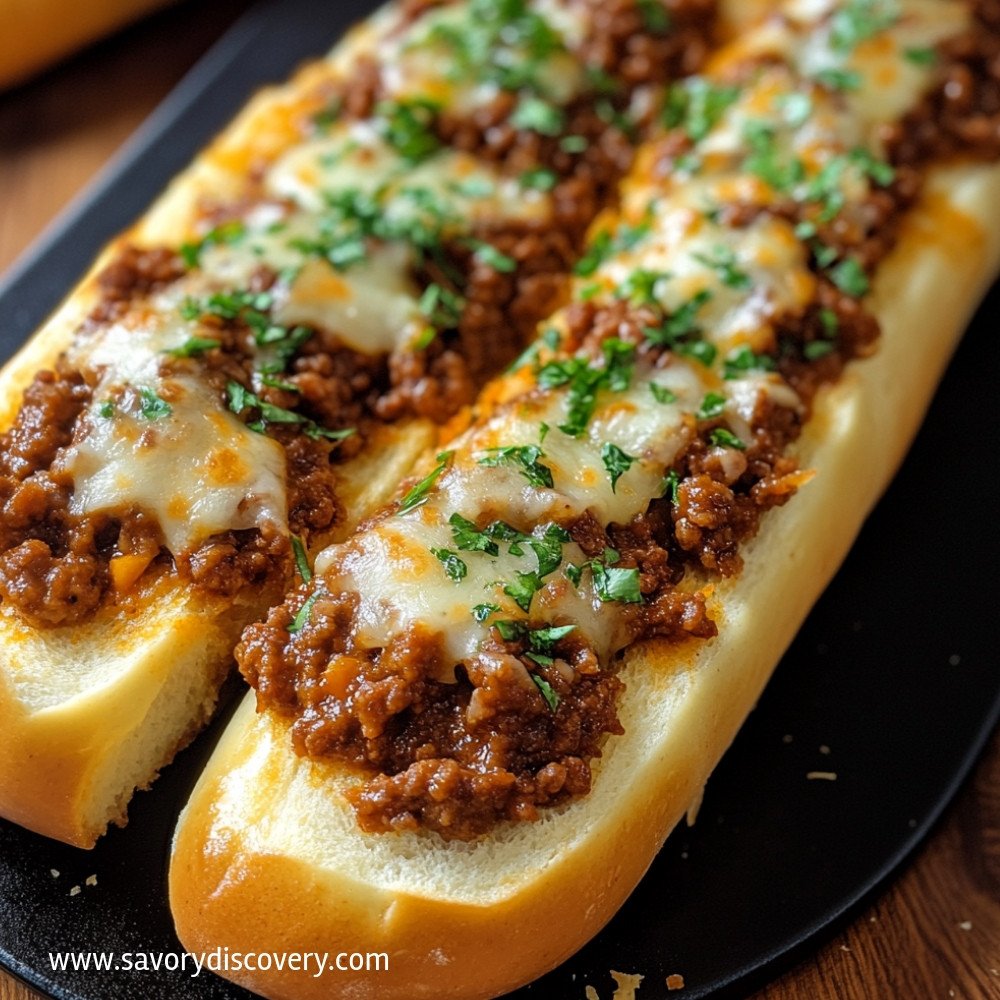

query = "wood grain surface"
[0,3,997,999]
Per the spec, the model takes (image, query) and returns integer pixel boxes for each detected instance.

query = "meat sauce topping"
[240,0,1000,840]
[0,0,715,627]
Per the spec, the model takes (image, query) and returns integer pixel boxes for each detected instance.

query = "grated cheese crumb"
[807,771,837,781]
[50,869,59,879]
[69,886,81,897]
[585,987,600,1000]
[85,874,98,887]
[959,921,972,931]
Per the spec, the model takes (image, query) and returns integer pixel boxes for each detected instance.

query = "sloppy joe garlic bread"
[0,0,714,847]
[169,1,1000,998]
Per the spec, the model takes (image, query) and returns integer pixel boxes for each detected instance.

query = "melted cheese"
[64,317,286,557]
[312,352,773,670]
[276,249,425,355]
[229,121,552,355]
[720,0,970,137]
[377,0,587,112]
[594,197,817,354]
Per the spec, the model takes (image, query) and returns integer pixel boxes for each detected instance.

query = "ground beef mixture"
[239,589,627,838]
[0,3,724,629]
[241,5,1000,840]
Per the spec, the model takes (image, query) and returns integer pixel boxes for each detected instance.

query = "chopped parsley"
[696,392,727,420]
[478,444,554,488]
[904,46,937,66]
[661,468,680,503]
[574,214,652,277]
[431,547,468,582]
[649,381,677,404]
[805,148,895,221]
[804,340,837,360]
[637,0,671,32]
[288,590,321,634]
[291,536,312,582]
[182,289,310,370]
[814,67,862,91]
[472,602,500,623]
[504,571,544,612]
[375,98,442,163]
[536,338,635,437]
[425,0,565,94]
[601,442,637,492]
[397,451,454,515]
[466,240,517,273]
[591,561,642,604]
[448,176,495,198]
[165,336,221,359]
[829,0,899,54]
[662,78,741,142]
[225,380,353,441]
[179,220,246,269]
[449,513,501,556]
[531,674,560,711]
[510,95,565,136]
[520,167,558,191]
[723,344,776,379]
[419,283,466,329]
[828,256,870,298]
[642,289,717,365]
[692,246,751,289]
[138,387,172,421]
[616,267,670,306]
[565,553,642,604]
[743,121,806,194]
[97,401,115,418]
[574,231,614,277]
[708,427,746,450]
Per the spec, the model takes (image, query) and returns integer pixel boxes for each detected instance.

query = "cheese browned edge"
[0,43,435,848]
[167,160,1000,999]
[0,0,174,90]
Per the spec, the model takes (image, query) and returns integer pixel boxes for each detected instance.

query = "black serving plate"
[0,2,998,998]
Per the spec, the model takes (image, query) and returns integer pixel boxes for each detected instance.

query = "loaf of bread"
[167,0,1000,996]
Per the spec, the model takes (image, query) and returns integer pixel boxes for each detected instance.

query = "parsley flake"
[472,602,500,623]
[828,256,870,298]
[431,547,468,582]
[288,590,321,634]
[165,336,220,359]
[138,387,172,421]
[291,536,312,582]
[696,392,727,420]
[478,444,554,488]
[531,673,561,711]
[708,427,747,450]
[649,382,677,404]
[601,442,637,492]
[398,451,453,514]
[511,96,565,136]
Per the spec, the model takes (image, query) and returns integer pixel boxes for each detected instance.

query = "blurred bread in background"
[0,0,174,89]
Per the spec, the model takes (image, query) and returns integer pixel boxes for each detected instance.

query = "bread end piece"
[170,163,1000,998]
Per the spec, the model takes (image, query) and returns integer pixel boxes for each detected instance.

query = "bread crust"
[168,161,1000,999]
[0,40,430,847]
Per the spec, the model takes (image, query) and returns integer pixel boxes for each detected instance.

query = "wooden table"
[0,3,997,998]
